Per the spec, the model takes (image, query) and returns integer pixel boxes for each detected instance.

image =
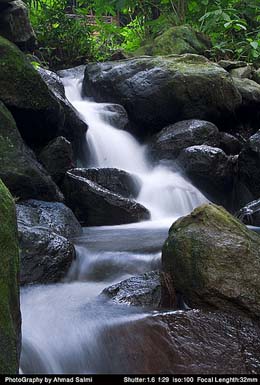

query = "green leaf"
[250,41,259,50]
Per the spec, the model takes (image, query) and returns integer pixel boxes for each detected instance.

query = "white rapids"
[20,70,208,375]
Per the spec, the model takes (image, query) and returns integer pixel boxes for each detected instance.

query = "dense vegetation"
[25,0,260,69]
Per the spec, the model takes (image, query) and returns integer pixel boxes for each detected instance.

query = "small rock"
[101,271,161,307]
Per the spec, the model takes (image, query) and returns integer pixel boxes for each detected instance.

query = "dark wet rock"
[0,0,36,51]
[39,137,75,184]
[219,132,243,155]
[218,60,248,71]
[101,271,161,307]
[0,37,64,149]
[237,198,260,227]
[100,104,129,130]
[232,77,260,130]
[150,120,219,161]
[83,54,241,138]
[0,101,63,202]
[135,26,211,56]
[18,226,75,285]
[62,169,150,226]
[16,200,79,285]
[71,168,141,199]
[0,179,21,374]
[177,145,234,206]
[37,67,88,161]
[16,199,82,239]
[96,310,260,374]
[162,204,260,318]
[238,130,260,199]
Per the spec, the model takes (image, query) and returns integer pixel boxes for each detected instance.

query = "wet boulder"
[135,26,211,56]
[37,67,88,161]
[16,200,80,285]
[238,130,260,199]
[0,101,63,202]
[219,132,243,155]
[150,120,220,161]
[98,310,260,374]
[162,204,260,318]
[177,145,234,206]
[0,36,63,149]
[0,0,36,51]
[100,103,129,130]
[71,168,141,199]
[237,198,260,227]
[18,226,75,285]
[0,179,21,374]
[62,169,150,226]
[83,54,241,138]
[232,77,260,130]
[101,271,161,307]
[39,137,75,184]
[16,199,82,239]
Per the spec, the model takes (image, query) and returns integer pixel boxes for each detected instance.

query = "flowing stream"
[20,71,208,374]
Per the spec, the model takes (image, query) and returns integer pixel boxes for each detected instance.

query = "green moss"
[163,203,260,316]
[135,26,211,57]
[0,179,20,373]
[0,36,55,110]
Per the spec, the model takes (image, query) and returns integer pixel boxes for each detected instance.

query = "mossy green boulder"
[0,101,63,201]
[0,179,21,373]
[135,26,211,57]
[162,204,260,318]
[83,54,242,137]
[0,36,63,148]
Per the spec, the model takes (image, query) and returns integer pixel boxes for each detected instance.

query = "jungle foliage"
[25,0,260,68]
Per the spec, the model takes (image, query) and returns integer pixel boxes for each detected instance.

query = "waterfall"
[63,75,207,221]
[20,72,209,375]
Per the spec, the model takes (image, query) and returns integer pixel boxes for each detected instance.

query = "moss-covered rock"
[162,204,260,318]
[0,36,63,148]
[83,54,242,137]
[135,26,211,57]
[0,179,21,373]
[0,101,63,201]
[0,0,36,51]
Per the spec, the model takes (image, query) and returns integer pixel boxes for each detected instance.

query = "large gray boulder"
[18,226,75,285]
[162,204,260,318]
[0,179,21,374]
[16,199,82,239]
[97,310,260,374]
[0,0,36,51]
[62,168,150,226]
[83,54,241,137]
[0,101,63,202]
[177,145,234,206]
[150,120,220,161]
[16,200,81,285]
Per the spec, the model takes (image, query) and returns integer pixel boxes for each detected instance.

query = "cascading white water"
[63,76,207,220]
[20,72,209,375]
